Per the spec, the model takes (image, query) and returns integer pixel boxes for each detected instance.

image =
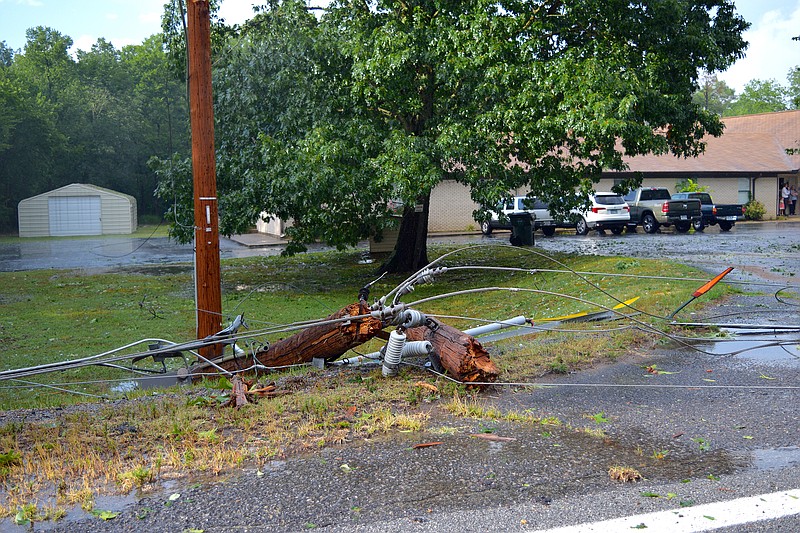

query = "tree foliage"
[725,78,788,116]
[0,27,189,232]
[692,73,736,115]
[788,66,800,109]
[166,0,746,272]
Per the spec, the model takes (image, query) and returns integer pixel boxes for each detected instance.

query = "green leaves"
[200,0,748,266]
[91,509,120,521]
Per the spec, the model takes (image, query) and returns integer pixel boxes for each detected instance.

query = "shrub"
[744,200,766,221]
[675,178,709,193]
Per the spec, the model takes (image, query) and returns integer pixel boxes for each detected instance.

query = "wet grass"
[0,224,170,244]
[0,244,734,520]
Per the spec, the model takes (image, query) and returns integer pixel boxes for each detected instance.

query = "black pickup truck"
[671,192,744,232]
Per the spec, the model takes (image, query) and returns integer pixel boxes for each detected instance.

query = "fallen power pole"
[194,301,384,375]
[192,305,499,384]
[187,0,223,359]
[405,318,499,383]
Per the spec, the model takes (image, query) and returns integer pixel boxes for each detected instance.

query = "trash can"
[509,212,535,246]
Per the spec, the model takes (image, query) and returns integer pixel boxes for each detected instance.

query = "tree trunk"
[405,318,499,384]
[192,301,384,376]
[379,192,430,274]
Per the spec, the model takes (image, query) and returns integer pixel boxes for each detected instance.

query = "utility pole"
[187,0,223,358]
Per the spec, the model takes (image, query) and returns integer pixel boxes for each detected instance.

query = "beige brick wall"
[428,180,481,233]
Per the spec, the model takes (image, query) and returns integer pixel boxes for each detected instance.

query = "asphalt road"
[2,221,799,532]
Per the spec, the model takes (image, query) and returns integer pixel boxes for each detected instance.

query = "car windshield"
[594,195,625,205]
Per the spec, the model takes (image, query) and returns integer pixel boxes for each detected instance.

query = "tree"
[0,69,64,231]
[693,73,736,115]
[0,41,14,67]
[162,0,748,273]
[725,79,788,116]
[0,25,192,231]
[788,66,800,109]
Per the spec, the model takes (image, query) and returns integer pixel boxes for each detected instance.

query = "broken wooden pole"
[405,318,499,384]
[192,301,384,376]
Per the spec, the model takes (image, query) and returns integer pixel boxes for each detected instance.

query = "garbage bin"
[509,212,535,246]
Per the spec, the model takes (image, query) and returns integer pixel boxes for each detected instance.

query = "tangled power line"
[1,244,798,400]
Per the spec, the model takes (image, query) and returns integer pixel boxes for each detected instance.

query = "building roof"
[618,132,797,175]
[723,109,800,170]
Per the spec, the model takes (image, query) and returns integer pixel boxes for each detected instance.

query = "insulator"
[404,309,427,328]
[392,309,427,328]
[416,266,447,285]
[401,341,432,358]
[416,268,436,284]
[382,329,406,377]
[396,284,415,299]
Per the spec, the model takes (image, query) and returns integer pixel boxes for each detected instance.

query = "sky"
[0,0,798,93]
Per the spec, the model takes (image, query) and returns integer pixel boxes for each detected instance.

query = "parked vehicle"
[480,196,558,236]
[623,187,702,234]
[670,192,744,232]
[558,193,630,235]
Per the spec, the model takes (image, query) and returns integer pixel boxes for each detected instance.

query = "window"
[594,194,625,205]
[738,178,750,204]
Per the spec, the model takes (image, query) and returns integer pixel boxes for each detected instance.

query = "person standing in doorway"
[790,186,798,216]
[781,183,791,215]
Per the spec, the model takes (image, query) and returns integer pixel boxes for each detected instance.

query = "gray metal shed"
[18,183,138,237]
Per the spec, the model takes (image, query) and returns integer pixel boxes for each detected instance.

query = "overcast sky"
[1,0,798,93]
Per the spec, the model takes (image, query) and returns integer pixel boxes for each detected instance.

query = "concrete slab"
[228,232,287,248]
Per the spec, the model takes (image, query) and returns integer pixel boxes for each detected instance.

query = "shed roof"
[19,183,136,204]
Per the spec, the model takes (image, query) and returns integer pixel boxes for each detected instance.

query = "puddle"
[110,371,190,393]
[0,491,138,532]
[701,332,800,364]
[753,446,800,470]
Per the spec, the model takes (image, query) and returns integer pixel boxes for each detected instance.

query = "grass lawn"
[0,243,732,520]
[0,224,171,244]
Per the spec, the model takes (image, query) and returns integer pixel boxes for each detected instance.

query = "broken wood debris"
[219,376,287,408]
[406,318,499,383]
[412,442,444,449]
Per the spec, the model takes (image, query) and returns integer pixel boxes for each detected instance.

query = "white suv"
[480,196,558,236]
[568,193,630,235]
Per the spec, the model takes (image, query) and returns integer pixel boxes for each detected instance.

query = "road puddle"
[753,446,800,470]
[702,332,799,364]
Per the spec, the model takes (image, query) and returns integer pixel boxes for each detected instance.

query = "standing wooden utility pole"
[187,0,223,358]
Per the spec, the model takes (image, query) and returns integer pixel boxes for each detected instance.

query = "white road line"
[535,490,800,532]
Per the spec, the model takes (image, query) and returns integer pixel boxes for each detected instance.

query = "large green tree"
[693,73,736,115]
[787,66,800,109]
[162,0,748,272]
[725,78,788,116]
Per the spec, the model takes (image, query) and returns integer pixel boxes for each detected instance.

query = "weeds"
[608,466,642,482]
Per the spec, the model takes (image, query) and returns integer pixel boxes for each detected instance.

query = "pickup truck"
[622,187,702,234]
[670,192,744,232]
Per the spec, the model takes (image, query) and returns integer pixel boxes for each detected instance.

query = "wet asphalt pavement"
[2,221,799,532]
